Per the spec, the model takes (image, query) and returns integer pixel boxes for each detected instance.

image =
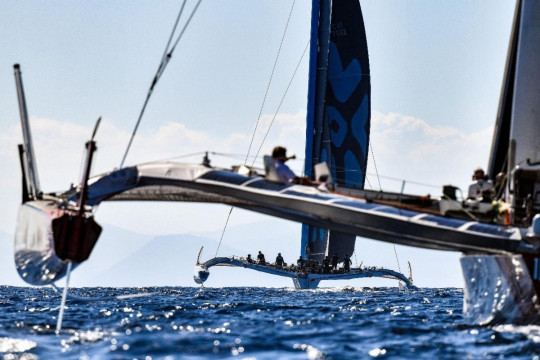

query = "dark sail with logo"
[302,0,371,262]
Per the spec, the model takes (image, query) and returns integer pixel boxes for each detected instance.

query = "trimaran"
[12,0,540,325]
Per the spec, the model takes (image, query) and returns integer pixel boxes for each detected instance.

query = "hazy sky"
[0,1,516,287]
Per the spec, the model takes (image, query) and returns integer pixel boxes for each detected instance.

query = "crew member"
[246,254,253,263]
[257,251,266,265]
[343,254,352,272]
[271,146,312,185]
[331,253,339,270]
[297,256,304,270]
[467,167,494,201]
[323,256,331,274]
[305,244,311,258]
[275,252,284,268]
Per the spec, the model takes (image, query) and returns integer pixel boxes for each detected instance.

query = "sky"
[0,1,517,288]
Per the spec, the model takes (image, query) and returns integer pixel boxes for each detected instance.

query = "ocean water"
[0,286,539,359]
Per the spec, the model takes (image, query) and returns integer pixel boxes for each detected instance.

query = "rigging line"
[369,141,382,191]
[320,163,440,189]
[160,1,187,72]
[494,151,509,200]
[244,0,296,165]
[149,151,207,163]
[119,85,153,168]
[216,1,296,256]
[169,0,203,56]
[251,39,310,167]
[393,244,402,274]
[211,152,265,160]
[215,206,234,257]
[331,165,440,189]
[119,1,186,168]
[155,0,202,83]
[119,0,201,168]
[160,151,262,163]
[370,138,402,275]
[365,173,440,189]
[440,194,478,221]
[365,176,374,190]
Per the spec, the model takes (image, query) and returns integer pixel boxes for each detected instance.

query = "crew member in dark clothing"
[275,253,284,268]
[297,256,304,269]
[343,254,352,272]
[246,254,253,263]
[257,251,266,265]
[323,256,331,274]
[331,253,339,270]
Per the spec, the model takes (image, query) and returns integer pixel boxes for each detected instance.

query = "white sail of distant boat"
[11,0,540,325]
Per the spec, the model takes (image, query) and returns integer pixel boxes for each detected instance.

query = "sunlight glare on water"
[0,286,539,359]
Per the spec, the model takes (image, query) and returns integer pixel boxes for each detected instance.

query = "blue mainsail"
[302,0,371,261]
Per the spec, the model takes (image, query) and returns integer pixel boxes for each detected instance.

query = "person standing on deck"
[331,253,339,271]
[297,256,304,270]
[275,253,284,268]
[257,251,266,265]
[343,254,352,272]
[305,244,311,259]
[323,256,331,274]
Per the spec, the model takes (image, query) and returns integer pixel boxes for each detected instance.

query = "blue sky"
[0,1,516,287]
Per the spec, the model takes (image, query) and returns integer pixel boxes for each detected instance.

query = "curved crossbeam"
[196,256,415,290]
[67,162,532,255]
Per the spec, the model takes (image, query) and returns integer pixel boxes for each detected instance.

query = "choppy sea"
[0,286,539,359]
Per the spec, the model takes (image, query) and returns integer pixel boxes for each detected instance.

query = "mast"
[305,0,332,178]
[14,64,41,201]
[302,0,333,262]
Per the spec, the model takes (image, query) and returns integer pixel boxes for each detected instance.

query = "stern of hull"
[293,276,321,290]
